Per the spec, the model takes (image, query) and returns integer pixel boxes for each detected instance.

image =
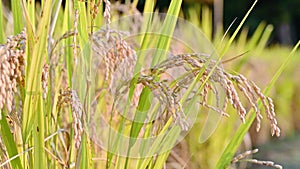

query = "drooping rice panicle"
[57,88,83,149]
[0,30,26,119]
[231,149,282,169]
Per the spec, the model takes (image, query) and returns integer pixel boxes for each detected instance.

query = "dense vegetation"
[0,0,299,169]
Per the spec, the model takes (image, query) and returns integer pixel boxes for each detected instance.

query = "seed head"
[0,30,26,119]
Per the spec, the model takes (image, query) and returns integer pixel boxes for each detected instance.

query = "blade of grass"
[235,22,272,71]
[0,0,5,43]
[0,111,23,169]
[21,0,35,73]
[265,41,300,94]
[63,0,73,87]
[34,94,46,168]
[247,21,266,49]
[27,0,35,33]
[94,0,104,29]
[216,40,300,169]
[11,0,23,34]
[201,5,212,40]
[49,0,62,46]
[151,0,183,65]
[132,0,139,8]
[256,24,274,52]
[138,0,155,47]
[187,4,201,27]
[237,28,248,50]
[219,0,258,57]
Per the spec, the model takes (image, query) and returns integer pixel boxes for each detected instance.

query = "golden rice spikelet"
[0,30,26,119]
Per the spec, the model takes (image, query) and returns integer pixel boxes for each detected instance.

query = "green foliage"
[0,1,299,169]
[11,0,23,34]
[0,0,5,43]
[0,114,23,169]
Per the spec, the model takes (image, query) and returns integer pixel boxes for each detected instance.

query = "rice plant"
[0,0,299,169]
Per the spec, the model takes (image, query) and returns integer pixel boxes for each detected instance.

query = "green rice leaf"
[0,0,5,43]
[0,111,23,169]
[11,0,23,34]
[219,0,258,57]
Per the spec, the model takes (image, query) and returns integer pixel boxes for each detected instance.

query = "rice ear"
[0,30,26,118]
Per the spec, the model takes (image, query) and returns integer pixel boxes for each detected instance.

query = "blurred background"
[150,0,299,46]
[1,0,299,168]
[2,0,299,45]
[152,0,300,46]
